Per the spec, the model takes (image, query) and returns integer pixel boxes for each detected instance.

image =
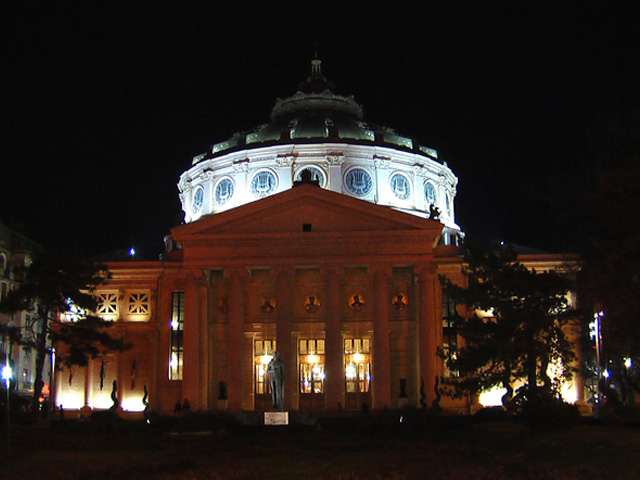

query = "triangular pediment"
[173,184,440,237]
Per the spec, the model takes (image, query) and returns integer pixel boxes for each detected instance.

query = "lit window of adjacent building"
[169,292,184,380]
[442,292,459,377]
[344,338,371,393]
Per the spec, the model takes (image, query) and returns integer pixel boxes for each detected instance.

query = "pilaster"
[368,264,393,409]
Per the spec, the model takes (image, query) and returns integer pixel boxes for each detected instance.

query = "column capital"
[270,266,296,278]
[223,267,250,279]
[414,263,437,278]
[367,264,393,277]
[320,266,345,277]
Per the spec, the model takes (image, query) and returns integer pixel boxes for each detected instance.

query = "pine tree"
[439,240,579,407]
[0,251,130,412]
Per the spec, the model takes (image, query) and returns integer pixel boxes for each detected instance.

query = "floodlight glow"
[624,358,632,369]
[1,365,12,386]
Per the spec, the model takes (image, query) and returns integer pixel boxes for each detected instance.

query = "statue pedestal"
[264,411,289,425]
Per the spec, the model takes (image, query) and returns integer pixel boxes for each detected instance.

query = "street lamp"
[2,364,12,427]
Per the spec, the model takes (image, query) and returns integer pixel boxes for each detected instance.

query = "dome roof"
[179,58,459,243]
[196,59,438,164]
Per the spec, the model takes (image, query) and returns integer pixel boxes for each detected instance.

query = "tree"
[0,251,130,412]
[439,240,579,408]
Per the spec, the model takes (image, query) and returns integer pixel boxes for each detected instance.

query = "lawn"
[1,413,639,480]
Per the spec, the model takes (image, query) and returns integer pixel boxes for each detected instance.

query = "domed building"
[52,60,582,416]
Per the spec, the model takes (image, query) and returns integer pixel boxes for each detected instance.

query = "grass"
[1,412,639,480]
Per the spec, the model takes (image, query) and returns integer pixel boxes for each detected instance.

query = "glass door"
[254,340,275,410]
[299,339,325,409]
[344,338,371,410]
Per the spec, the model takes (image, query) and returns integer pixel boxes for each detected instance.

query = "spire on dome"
[299,49,335,93]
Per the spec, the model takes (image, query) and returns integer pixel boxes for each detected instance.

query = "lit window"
[128,292,149,315]
[96,292,118,319]
[169,292,184,380]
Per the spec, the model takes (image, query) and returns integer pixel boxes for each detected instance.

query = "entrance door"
[344,338,371,410]
[254,339,275,410]
[299,339,325,409]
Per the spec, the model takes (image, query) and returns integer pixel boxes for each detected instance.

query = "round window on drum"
[192,186,204,214]
[424,181,438,207]
[251,170,277,197]
[295,165,326,187]
[390,173,411,200]
[344,167,373,196]
[215,178,235,205]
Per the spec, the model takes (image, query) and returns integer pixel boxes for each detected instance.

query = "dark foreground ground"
[1,412,639,480]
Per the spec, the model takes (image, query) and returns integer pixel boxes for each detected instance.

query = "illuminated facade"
[52,60,582,415]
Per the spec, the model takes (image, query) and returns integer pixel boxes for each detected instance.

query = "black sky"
[2,3,639,258]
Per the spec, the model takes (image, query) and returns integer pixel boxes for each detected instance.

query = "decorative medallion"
[251,170,277,197]
[424,181,437,207]
[392,293,408,310]
[192,186,204,214]
[390,173,411,200]
[259,295,276,313]
[344,168,373,196]
[215,178,234,205]
[349,294,365,311]
[218,297,229,314]
[304,294,321,313]
[295,166,326,187]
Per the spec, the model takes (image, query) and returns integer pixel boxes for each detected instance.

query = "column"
[224,268,248,410]
[368,265,392,409]
[83,358,92,409]
[322,266,344,410]
[416,265,438,407]
[182,271,203,410]
[272,266,295,410]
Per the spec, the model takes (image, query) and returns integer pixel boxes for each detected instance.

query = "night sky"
[2,3,638,259]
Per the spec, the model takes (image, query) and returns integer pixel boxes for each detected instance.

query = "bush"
[517,390,581,429]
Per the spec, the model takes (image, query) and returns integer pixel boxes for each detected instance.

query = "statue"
[428,204,441,221]
[267,351,285,409]
[109,380,120,412]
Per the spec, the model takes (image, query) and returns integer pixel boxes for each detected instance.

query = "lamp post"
[2,363,12,427]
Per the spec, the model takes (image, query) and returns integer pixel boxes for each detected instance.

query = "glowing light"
[121,397,145,412]
[56,393,84,410]
[1,365,12,387]
[91,396,114,410]
[129,247,136,256]
[312,364,321,375]
[353,353,363,363]
[479,386,507,407]
[603,369,610,379]
[345,363,356,379]
[624,358,632,369]
[307,354,318,364]
[169,354,179,369]
[260,354,273,365]
[170,320,179,329]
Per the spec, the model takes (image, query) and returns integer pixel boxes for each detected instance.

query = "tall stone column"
[224,268,248,410]
[368,265,392,409]
[83,359,92,409]
[272,266,295,410]
[416,264,438,406]
[321,266,344,410]
[182,270,203,410]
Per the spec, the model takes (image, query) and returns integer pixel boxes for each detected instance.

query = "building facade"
[53,61,582,415]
